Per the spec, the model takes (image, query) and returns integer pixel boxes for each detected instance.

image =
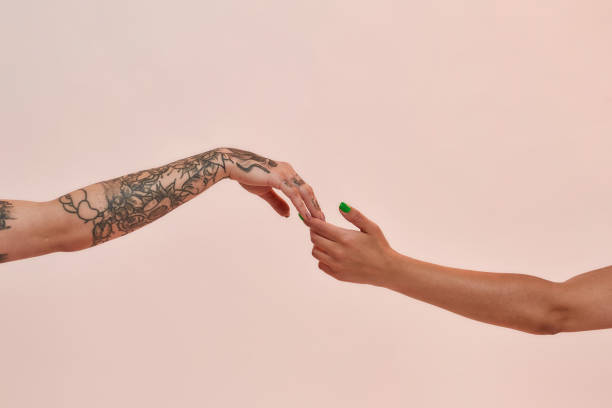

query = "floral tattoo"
[58,148,276,246]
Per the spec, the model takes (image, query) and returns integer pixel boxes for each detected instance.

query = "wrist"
[373,247,406,288]
[214,147,235,180]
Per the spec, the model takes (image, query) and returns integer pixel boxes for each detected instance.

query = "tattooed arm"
[0,147,324,264]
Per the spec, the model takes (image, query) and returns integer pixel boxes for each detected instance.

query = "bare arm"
[0,147,325,264]
[309,202,612,335]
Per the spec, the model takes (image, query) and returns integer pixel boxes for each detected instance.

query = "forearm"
[311,205,612,334]
[0,148,233,262]
[54,147,234,251]
[383,252,566,334]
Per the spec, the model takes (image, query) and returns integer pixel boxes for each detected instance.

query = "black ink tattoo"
[226,148,278,168]
[292,176,305,187]
[0,201,15,231]
[58,148,277,246]
[59,150,233,246]
[236,162,271,174]
[0,201,15,262]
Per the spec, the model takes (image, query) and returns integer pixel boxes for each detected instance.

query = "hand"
[220,147,325,223]
[309,203,397,286]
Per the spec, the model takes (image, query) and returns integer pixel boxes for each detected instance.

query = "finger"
[259,190,290,217]
[312,246,334,265]
[338,202,380,234]
[279,179,311,224]
[290,174,326,221]
[309,217,350,242]
[317,261,340,279]
[310,230,339,254]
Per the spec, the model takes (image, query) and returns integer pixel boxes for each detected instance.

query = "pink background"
[1,1,612,407]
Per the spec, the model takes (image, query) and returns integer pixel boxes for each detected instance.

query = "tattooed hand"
[220,148,325,223]
[0,146,326,264]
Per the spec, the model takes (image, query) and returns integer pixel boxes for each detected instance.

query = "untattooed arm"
[0,147,324,264]
[309,202,612,335]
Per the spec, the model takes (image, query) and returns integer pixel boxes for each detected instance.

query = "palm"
[239,183,272,197]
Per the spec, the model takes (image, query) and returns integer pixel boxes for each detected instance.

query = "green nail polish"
[298,213,304,221]
[339,202,351,213]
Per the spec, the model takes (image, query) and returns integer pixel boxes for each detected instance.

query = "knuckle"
[345,234,358,246]
[270,175,282,187]
[331,248,344,260]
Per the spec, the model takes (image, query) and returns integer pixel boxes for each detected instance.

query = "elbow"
[528,291,570,335]
[529,315,565,335]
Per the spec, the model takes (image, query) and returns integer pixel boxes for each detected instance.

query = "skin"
[309,203,612,335]
[0,147,324,264]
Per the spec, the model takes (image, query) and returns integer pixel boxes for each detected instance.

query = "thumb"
[260,190,290,217]
[338,202,379,234]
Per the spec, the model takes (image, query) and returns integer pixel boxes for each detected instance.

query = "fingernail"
[339,202,351,213]
[298,213,304,221]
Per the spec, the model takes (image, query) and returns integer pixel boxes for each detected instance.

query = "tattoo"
[292,176,305,187]
[0,201,14,262]
[226,148,278,168]
[0,201,15,231]
[58,148,278,246]
[236,162,270,174]
[59,149,234,246]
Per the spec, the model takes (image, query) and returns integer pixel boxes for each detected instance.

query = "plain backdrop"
[1,1,612,407]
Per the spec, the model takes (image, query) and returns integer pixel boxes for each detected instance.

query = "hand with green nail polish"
[309,202,612,335]
[309,202,395,286]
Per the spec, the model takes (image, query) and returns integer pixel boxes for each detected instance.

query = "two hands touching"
[224,149,390,288]
[247,149,612,335]
[3,146,612,335]
[0,144,391,289]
